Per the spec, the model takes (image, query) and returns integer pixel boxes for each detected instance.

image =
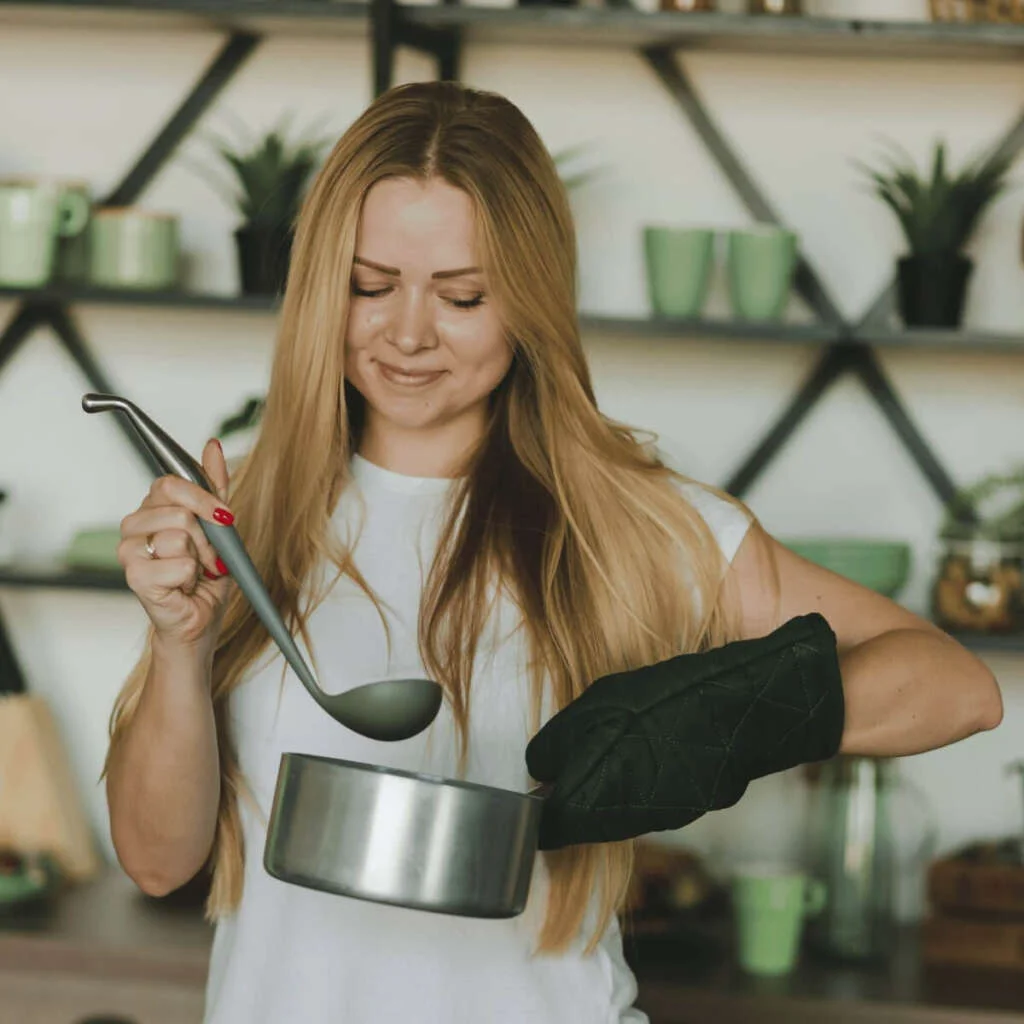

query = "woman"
[104,81,1002,1024]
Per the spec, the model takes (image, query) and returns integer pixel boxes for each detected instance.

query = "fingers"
[202,437,230,503]
[118,507,223,578]
[139,470,234,528]
[124,554,206,601]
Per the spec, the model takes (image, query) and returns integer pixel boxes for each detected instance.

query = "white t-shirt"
[202,454,751,1024]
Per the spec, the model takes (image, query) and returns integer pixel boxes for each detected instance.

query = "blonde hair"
[105,81,750,954]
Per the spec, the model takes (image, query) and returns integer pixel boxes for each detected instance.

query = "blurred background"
[3,0,1024,1021]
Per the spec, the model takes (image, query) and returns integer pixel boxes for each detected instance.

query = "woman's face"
[345,176,512,459]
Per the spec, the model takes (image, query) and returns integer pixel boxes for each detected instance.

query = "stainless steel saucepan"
[264,753,548,918]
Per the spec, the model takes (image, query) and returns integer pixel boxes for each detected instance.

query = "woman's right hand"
[118,438,235,651]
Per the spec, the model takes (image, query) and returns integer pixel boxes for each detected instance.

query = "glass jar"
[805,757,937,963]
[932,537,1024,634]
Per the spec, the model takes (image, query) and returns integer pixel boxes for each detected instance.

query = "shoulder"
[657,456,752,566]
[674,479,752,565]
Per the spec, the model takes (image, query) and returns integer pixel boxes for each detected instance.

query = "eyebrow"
[353,257,482,280]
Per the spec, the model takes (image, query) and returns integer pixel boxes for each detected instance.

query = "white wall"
[1,14,1023,900]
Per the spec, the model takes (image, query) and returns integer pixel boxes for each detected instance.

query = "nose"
[389,289,436,356]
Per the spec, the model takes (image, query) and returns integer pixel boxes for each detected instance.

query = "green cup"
[0,180,90,287]
[89,208,180,291]
[727,225,798,321]
[732,866,826,976]
[54,181,94,284]
[643,226,715,318]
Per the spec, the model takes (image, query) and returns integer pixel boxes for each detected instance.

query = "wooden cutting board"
[0,694,100,881]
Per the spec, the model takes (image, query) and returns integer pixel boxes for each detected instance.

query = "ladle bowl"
[82,392,443,742]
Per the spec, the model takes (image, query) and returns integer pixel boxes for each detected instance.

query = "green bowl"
[783,539,912,598]
[0,866,49,908]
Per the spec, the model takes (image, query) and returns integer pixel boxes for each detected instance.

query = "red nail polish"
[213,508,234,525]
[216,558,229,576]
[203,569,218,580]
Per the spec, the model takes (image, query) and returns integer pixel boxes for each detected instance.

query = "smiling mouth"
[376,362,447,388]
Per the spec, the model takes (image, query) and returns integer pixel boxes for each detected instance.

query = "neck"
[358,411,486,479]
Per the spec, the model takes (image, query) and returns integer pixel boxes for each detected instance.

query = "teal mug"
[727,225,798,321]
[0,180,90,287]
[643,226,715,318]
[89,208,180,291]
[732,865,826,976]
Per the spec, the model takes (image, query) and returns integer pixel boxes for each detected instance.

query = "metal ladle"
[82,392,443,742]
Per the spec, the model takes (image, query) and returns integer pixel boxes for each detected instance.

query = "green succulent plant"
[217,395,265,438]
[940,468,1024,543]
[191,112,333,228]
[858,139,1014,258]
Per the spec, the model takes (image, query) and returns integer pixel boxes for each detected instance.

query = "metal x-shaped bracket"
[642,45,1024,521]
[0,31,261,477]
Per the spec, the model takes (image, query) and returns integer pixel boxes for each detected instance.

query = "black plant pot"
[896,253,973,329]
[234,223,294,296]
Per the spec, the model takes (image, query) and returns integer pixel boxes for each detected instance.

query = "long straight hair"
[105,81,748,953]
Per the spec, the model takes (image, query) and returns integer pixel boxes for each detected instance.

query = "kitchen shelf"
[583,315,840,343]
[951,630,1024,654]
[0,0,369,38]
[0,284,277,312]
[0,565,127,591]
[408,8,1024,61]
[858,326,1024,354]
[7,286,1024,350]
[5,3,1024,64]
[2,564,1022,657]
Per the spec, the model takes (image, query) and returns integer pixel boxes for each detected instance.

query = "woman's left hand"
[525,612,845,850]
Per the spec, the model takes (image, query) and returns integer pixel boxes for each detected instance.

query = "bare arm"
[106,637,221,896]
[106,438,234,897]
[731,522,1003,756]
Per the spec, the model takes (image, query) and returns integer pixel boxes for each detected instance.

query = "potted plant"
[192,115,331,296]
[859,139,1014,328]
[215,394,265,471]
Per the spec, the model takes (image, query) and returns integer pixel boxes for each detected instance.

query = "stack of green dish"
[783,539,912,599]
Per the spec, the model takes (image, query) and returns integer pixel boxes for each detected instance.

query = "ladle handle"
[81,393,321,697]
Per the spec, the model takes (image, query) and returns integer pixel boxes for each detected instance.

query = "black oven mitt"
[525,612,845,851]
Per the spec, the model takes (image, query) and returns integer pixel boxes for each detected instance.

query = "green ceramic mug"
[0,180,90,287]
[643,226,715,318]
[54,181,94,284]
[732,865,826,976]
[89,208,180,291]
[727,225,798,321]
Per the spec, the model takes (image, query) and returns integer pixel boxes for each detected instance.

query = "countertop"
[3,869,1024,1023]
[629,922,1024,1023]
[0,869,211,988]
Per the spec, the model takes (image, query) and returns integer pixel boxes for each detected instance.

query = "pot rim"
[280,750,546,802]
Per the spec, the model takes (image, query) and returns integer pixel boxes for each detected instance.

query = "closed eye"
[447,293,485,310]
[352,284,393,298]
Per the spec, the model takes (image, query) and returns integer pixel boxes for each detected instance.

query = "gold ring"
[144,534,158,559]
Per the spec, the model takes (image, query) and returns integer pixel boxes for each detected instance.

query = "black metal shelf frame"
[3,2,1024,690]
[1,2,1022,505]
